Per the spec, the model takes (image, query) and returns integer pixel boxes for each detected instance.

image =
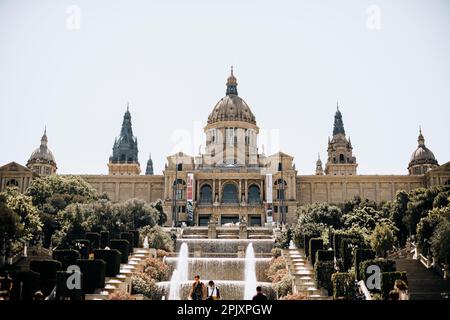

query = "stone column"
[218,179,222,203]
[239,179,242,203]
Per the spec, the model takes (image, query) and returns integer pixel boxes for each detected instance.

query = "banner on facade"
[187,173,194,224]
[266,173,273,204]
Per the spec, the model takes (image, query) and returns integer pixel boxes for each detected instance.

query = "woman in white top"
[395,280,409,300]
[207,280,221,300]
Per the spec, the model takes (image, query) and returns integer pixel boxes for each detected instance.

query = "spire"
[315,152,324,175]
[41,126,48,148]
[418,126,425,147]
[226,66,238,95]
[145,152,154,175]
[333,105,346,136]
[110,104,139,163]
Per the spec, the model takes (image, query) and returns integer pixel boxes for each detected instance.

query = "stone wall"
[80,175,165,203]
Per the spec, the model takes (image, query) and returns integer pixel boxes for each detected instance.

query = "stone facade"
[1,68,449,227]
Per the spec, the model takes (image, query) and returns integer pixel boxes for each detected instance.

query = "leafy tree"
[390,190,410,245]
[430,220,450,264]
[140,226,174,252]
[0,194,23,258]
[1,187,42,245]
[370,224,396,258]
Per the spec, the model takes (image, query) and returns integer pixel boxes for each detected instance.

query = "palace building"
[1,69,449,226]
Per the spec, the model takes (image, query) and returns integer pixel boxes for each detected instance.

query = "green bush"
[271,248,282,259]
[359,258,396,284]
[331,272,356,300]
[76,259,106,294]
[381,272,407,300]
[303,233,319,257]
[273,272,294,298]
[55,270,83,300]
[339,237,364,272]
[100,231,110,248]
[266,257,287,282]
[53,249,81,270]
[86,232,100,249]
[10,271,40,301]
[314,260,335,295]
[354,249,376,280]
[110,239,130,263]
[131,273,163,300]
[309,238,323,266]
[29,259,63,295]
[140,226,174,252]
[94,249,122,277]
[316,250,334,263]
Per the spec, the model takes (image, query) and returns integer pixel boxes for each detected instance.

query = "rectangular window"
[175,189,183,200]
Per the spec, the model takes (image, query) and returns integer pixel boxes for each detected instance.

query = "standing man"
[252,286,268,301]
[189,275,207,300]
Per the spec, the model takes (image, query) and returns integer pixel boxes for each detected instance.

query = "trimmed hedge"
[354,249,376,280]
[359,258,396,284]
[55,270,83,300]
[340,237,364,272]
[331,272,355,300]
[94,249,122,277]
[72,239,90,259]
[316,250,334,263]
[309,238,323,266]
[76,259,106,294]
[10,271,40,301]
[100,231,110,248]
[120,232,134,253]
[131,230,140,248]
[86,232,101,249]
[304,232,320,256]
[381,272,407,300]
[314,260,335,296]
[29,259,63,295]
[53,249,81,270]
[110,239,130,263]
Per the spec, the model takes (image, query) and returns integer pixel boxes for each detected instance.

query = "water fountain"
[244,243,257,300]
[143,236,149,249]
[159,236,276,300]
[289,239,296,249]
[168,243,188,300]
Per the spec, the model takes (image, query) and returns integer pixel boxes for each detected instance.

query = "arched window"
[222,183,238,204]
[248,185,261,204]
[339,154,345,163]
[6,179,19,187]
[200,184,213,204]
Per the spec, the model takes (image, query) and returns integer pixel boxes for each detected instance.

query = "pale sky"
[1,0,449,175]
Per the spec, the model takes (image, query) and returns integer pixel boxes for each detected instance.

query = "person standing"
[394,280,409,300]
[206,281,220,300]
[252,286,267,301]
[189,275,206,300]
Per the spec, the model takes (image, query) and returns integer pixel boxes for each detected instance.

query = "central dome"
[207,67,256,125]
[207,94,256,125]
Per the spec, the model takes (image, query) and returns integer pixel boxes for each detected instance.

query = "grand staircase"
[394,259,450,300]
[283,248,331,300]
[85,248,153,300]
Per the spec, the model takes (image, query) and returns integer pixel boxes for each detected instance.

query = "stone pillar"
[239,179,242,203]
[218,179,222,203]
[237,245,245,258]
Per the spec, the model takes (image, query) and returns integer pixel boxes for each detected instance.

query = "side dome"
[408,128,439,176]
[28,129,56,163]
[207,66,256,125]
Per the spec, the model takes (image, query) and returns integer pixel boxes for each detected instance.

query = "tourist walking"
[252,286,267,301]
[189,275,207,300]
[206,280,221,300]
[394,280,409,300]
